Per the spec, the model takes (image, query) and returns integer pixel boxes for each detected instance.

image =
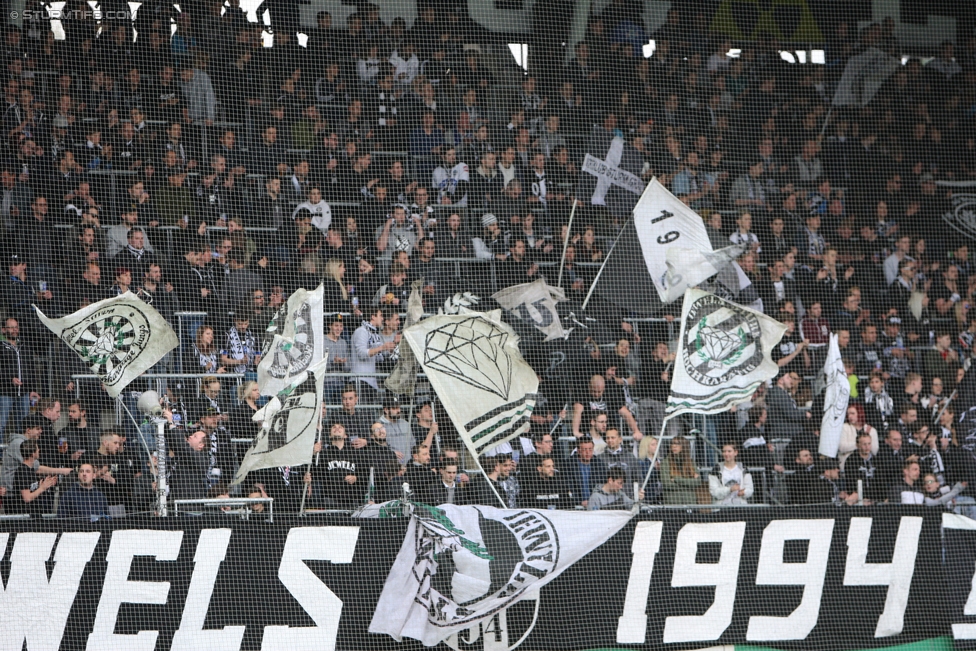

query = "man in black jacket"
[169,429,210,503]
[173,245,218,315]
[469,453,517,507]
[0,317,39,443]
[518,455,574,509]
[313,423,364,508]
[423,461,471,506]
[404,442,439,504]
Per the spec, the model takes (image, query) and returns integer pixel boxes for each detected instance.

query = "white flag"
[385,279,426,397]
[233,357,327,485]
[34,292,178,398]
[369,503,633,646]
[492,279,567,342]
[666,289,787,419]
[402,311,538,457]
[818,334,851,458]
[663,243,745,303]
[632,178,713,302]
[833,47,900,107]
[257,284,324,396]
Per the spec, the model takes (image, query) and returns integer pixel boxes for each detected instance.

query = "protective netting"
[1,1,976,650]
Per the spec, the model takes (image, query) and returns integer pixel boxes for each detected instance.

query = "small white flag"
[34,292,178,398]
[666,289,787,419]
[819,334,851,458]
[492,278,567,341]
[257,285,324,396]
[233,357,327,485]
[663,244,745,303]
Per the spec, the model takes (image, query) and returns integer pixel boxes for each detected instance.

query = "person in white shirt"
[293,187,332,233]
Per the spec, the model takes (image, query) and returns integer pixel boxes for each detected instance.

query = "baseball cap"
[383,394,401,409]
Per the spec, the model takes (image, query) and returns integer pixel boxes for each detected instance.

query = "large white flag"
[819,333,851,458]
[233,357,327,485]
[257,284,324,396]
[369,503,633,646]
[632,178,714,302]
[492,278,567,341]
[833,47,900,107]
[402,311,538,457]
[666,289,787,419]
[34,292,178,398]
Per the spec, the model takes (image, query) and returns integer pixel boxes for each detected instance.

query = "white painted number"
[616,521,663,644]
[843,517,922,638]
[746,519,835,641]
[663,522,746,644]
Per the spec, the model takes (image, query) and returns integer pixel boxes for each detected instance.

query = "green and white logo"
[682,294,764,387]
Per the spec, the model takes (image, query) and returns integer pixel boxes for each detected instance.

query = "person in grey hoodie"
[379,395,413,464]
[587,467,643,510]
[0,415,71,492]
[179,65,216,124]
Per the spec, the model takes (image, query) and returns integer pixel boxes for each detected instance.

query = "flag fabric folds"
[369,502,633,646]
[401,311,538,457]
[666,289,787,419]
[257,284,324,396]
[832,47,900,107]
[588,179,720,312]
[233,357,327,485]
[492,279,567,342]
[34,292,178,398]
[818,333,851,458]
[385,279,426,396]
[664,243,746,303]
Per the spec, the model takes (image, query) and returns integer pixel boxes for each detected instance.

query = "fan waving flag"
[233,357,327,485]
[666,288,787,420]
[402,311,538,457]
[34,292,178,398]
[492,278,567,342]
[257,284,324,396]
[818,333,851,458]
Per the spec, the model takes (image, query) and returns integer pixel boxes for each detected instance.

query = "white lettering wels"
[261,526,360,651]
[0,532,99,651]
[87,529,184,651]
[171,529,245,650]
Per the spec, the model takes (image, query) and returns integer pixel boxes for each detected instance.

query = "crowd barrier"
[0,507,973,650]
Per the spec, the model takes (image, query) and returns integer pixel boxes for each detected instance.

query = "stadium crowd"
[0,2,976,517]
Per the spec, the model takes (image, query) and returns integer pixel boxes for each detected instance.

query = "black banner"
[0,507,962,651]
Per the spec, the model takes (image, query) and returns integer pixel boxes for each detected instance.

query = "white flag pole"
[557,199,578,289]
[639,417,669,493]
[581,211,633,311]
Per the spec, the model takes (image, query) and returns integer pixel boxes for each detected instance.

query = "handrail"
[173,497,274,520]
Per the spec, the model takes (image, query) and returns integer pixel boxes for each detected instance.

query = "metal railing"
[173,497,274,520]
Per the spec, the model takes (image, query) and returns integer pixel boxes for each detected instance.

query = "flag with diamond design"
[401,311,538,457]
[666,288,787,420]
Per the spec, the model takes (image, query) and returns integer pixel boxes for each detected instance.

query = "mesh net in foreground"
[2,2,976,651]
